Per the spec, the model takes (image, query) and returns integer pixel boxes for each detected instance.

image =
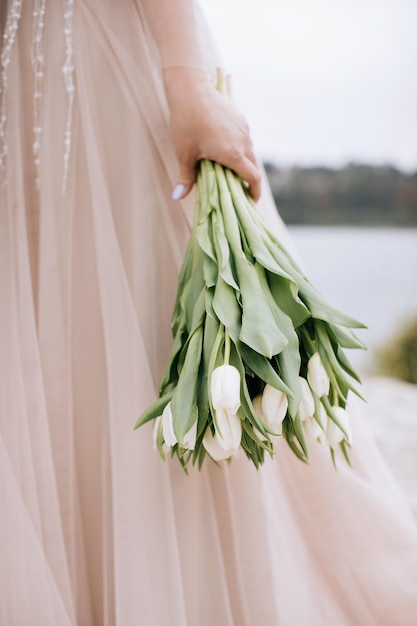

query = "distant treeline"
[264,162,417,226]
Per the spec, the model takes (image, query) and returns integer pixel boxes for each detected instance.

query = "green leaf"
[159,324,186,392]
[292,413,309,460]
[226,171,297,282]
[155,417,166,461]
[299,280,367,330]
[212,276,242,344]
[267,273,311,327]
[197,315,219,439]
[315,321,365,401]
[196,215,215,261]
[339,440,352,467]
[171,326,203,440]
[212,210,239,290]
[203,254,217,288]
[237,259,288,358]
[133,390,173,430]
[334,343,362,383]
[276,328,302,418]
[321,396,350,442]
[330,324,367,350]
[238,341,292,396]
[282,418,309,463]
[207,323,225,416]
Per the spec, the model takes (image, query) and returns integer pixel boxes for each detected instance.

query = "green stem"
[331,385,338,406]
[224,329,231,365]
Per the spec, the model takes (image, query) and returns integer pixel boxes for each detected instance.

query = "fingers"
[222,151,262,202]
[172,154,262,203]
[172,157,196,200]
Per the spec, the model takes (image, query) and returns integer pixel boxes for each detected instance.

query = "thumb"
[171,160,196,200]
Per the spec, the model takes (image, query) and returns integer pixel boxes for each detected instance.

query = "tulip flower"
[162,402,177,446]
[214,406,242,452]
[302,407,327,445]
[182,419,197,450]
[161,401,197,450]
[260,385,288,435]
[298,377,315,421]
[203,408,242,460]
[211,364,241,414]
[251,394,280,442]
[307,353,330,398]
[209,363,242,453]
[252,395,268,440]
[203,428,234,461]
[326,406,353,448]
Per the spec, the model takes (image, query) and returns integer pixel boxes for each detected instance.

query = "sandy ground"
[361,376,417,520]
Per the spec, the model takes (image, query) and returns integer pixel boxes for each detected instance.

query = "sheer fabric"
[1,1,417,625]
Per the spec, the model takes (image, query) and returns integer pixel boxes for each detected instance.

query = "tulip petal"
[183,420,198,450]
[298,377,315,421]
[303,415,324,442]
[211,364,241,413]
[326,407,352,448]
[333,406,353,445]
[162,402,177,447]
[307,352,330,398]
[214,406,242,452]
[261,384,288,430]
[326,419,344,448]
[203,429,233,461]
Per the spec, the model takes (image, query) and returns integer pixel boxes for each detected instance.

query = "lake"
[287,226,417,373]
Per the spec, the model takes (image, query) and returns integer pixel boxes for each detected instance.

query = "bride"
[1,1,417,624]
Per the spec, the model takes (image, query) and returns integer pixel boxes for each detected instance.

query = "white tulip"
[162,402,177,446]
[211,365,241,414]
[298,377,315,421]
[203,428,234,461]
[260,385,288,435]
[161,401,197,450]
[303,414,327,445]
[326,407,353,448]
[252,394,281,442]
[182,419,197,450]
[307,353,330,398]
[252,395,268,440]
[215,406,242,452]
[315,400,328,431]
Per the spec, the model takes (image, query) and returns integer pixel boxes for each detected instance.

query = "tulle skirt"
[1,1,417,624]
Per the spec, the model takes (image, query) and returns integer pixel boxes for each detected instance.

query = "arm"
[140,0,261,201]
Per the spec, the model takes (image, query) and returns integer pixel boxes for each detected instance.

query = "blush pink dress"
[1,1,417,625]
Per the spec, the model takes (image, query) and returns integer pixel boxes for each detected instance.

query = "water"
[288,226,417,373]
[287,227,417,515]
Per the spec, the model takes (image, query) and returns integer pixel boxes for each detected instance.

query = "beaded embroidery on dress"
[0,0,74,191]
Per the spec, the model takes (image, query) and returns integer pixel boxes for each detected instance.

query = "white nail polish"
[172,183,187,200]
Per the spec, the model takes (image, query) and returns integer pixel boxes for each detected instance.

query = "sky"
[199,0,417,171]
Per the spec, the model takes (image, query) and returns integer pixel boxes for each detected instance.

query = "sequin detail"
[0,0,23,183]
[0,0,76,195]
[31,0,47,187]
[62,0,75,195]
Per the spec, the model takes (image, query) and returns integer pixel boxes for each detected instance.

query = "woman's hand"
[163,67,261,202]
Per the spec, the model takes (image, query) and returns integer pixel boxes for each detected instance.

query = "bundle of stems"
[134,70,366,472]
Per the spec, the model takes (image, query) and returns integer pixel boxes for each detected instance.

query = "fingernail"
[171,184,187,200]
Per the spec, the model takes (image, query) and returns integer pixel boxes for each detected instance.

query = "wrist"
[162,66,213,106]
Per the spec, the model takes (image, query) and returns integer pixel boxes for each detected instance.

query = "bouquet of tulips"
[134,75,366,472]
[134,158,366,471]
